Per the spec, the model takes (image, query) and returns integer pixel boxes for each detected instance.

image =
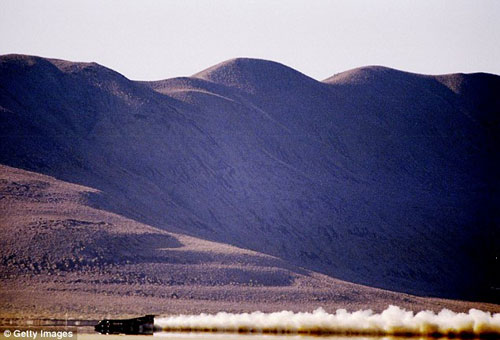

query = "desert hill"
[2,164,499,318]
[0,54,499,309]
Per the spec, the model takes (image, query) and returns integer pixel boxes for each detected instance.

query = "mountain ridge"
[1,54,499,307]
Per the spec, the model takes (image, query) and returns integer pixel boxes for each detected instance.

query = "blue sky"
[1,0,499,80]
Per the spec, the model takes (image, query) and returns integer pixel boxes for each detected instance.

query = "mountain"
[0,54,499,315]
[8,164,493,318]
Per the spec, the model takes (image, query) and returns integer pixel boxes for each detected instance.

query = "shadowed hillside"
[1,54,499,306]
[3,164,415,318]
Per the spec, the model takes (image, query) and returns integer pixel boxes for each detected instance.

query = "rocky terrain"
[0,54,499,317]
[1,164,499,319]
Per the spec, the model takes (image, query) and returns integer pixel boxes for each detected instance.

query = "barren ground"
[1,165,498,320]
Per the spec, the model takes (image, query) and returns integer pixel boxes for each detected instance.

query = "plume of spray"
[155,305,500,337]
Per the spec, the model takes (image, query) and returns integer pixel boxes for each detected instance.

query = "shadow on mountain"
[1,54,499,302]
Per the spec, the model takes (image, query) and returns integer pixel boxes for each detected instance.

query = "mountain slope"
[4,164,499,318]
[0,54,499,303]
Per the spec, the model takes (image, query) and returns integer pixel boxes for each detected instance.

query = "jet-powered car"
[95,315,155,335]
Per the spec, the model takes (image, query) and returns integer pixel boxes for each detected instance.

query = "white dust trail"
[155,305,500,337]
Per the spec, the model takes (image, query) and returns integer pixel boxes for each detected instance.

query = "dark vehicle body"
[95,314,155,334]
